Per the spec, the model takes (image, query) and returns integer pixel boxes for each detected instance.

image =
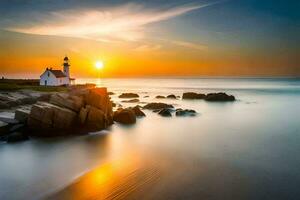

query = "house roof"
[49,70,67,78]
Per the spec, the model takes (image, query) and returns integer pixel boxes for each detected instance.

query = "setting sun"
[95,61,104,70]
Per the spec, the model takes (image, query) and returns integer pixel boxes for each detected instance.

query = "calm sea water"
[1,78,300,200]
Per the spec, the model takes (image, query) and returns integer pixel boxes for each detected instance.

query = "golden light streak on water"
[47,153,161,200]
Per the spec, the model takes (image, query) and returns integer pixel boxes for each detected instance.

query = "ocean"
[1,78,300,200]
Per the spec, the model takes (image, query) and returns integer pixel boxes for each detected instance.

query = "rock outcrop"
[182,92,236,102]
[118,93,139,98]
[0,113,28,142]
[28,102,77,131]
[175,109,196,116]
[84,106,107,130]
[50,93,84,112]
[182,92,206,99]
[158,109,172,117]
[167,94,176,99]
[131,106,146,117]
[0,116,19,124]
[14,108,30,123]
[0,101,9,109]
[143,102,174,110]
[156,95,165,99]
[37,93,52,102]
[85,88,112,112]
[113,108,136,124]
[121,99,139,103]
[0,91,44,109]
[27,87,114,135]
[205,93,235,102]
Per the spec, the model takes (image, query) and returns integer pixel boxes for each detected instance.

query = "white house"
[40,56,75,86]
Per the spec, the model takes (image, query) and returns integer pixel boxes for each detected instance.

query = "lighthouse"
[63,56,70,79]
[39,56,75,86]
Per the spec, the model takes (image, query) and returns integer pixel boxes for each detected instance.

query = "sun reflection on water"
[48,154,148,200]
[95,78,104,88]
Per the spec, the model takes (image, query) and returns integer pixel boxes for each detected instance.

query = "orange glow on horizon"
[0,31,299,78]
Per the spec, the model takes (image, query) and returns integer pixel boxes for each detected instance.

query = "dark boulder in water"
[113,108,136,124]
[121,98,139,103]
[155,95,165,99]
[131,106,146,117]
[167,94,176,99]
[175,109,196,116]
[205,93,235,102]
[118,93,139,98]
[182,92,206,99]
[158,109,172,117]
[144,102,174,110]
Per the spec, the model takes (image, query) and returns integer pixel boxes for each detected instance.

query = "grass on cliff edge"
[0,83,68,92]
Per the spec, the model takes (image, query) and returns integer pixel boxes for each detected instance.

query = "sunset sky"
[0,0,299,78]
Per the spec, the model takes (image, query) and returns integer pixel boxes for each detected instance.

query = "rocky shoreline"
[0,86,236,143]
[0,90,51,109]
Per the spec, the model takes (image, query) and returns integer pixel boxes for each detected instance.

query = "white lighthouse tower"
[63,56,70,79]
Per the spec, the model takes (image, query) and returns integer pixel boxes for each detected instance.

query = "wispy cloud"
[171,40,208,50]
[134,44,162,51]
[4,2,215,43]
